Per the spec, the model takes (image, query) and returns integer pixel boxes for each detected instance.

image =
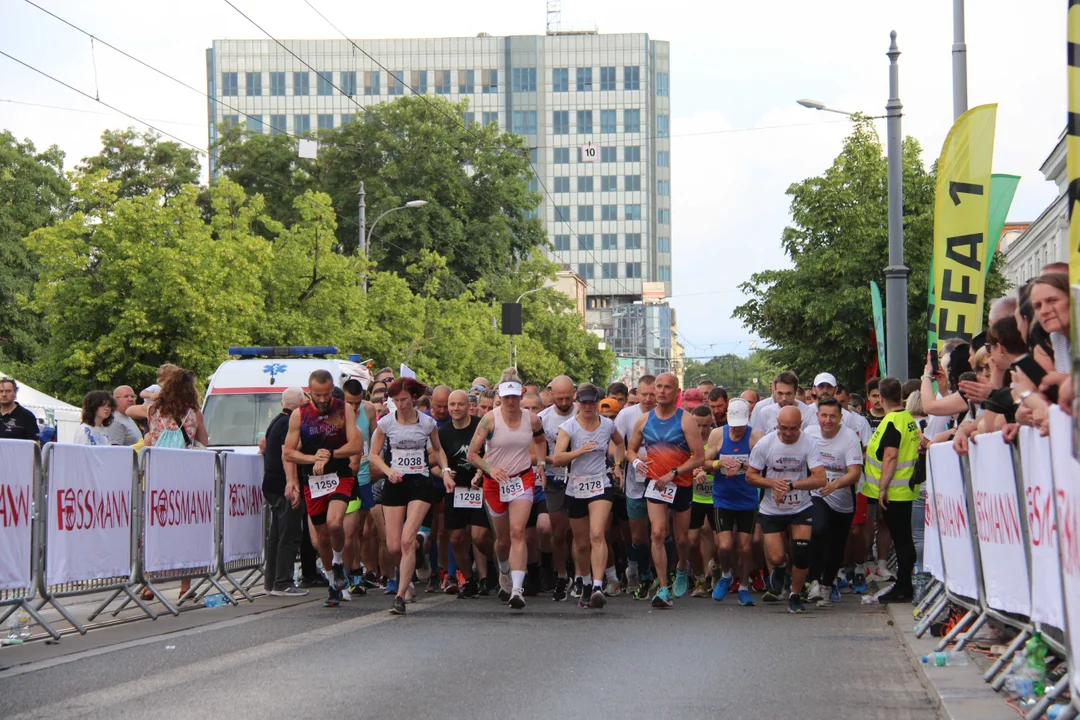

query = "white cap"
[727,399,750,427]
[498,381,523,397]
[813,372,837,388]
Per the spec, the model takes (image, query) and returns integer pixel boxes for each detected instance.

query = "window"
[657,208,671,224]
[578,234,594,250]
[601,205,618,221]
[270,72,286,96]
[577,206,594,222]
[577,110,593,134]
[554,234,571,251]
[318,73,333,96]
[554,205,570,222]
[657,150,670,167]
[576,67,592,92]
[657,236,671,253]
[364,71,380,96]
[658,265,671,282]
[624,146,641,162]
[247,115,264,134]
[553,111,570,135]
[528,175,539,193]
[340,114,353,125]
[387,71,403,96]
[625,175,641,191]
[458,69,474,93]
[625,204,642,220]
[436,70,451,94]
[244,72,261,96]
[600,110,616,134]
[553,176,571,193]
[223,114,240,128]
[512,110,537,135]
[294,114,311,134]
[269,114,286,136]
[554,147,570,164]
[512,67,536,92]
[222,72,238,96]
[317,114,334,131]
[482,69,498,94]
[578,263,595,280]
[413,70,428,94]
[341,71,357,97]
[626,262,641,279]
[600,67,616,91]
[601,175,617,192]
[624,66,641,90]
[602,233,618,250]
[577,176,594,192]
[656,72,669,97]
[602,262,618,279]
[553,68,569,92]
[624,109,641,133]
[600,146,617,163]
[293,72,309,96]
[625,233,642,249]
[463,112,475,127]
[483,111,499,127]
[657,180,670,195]
[657,115,669,137]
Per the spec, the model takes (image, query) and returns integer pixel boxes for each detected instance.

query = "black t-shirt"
[438,416,481,487]
[874,420,902,462]
[1,404,40,442]
[981,387,1018,424]
[262,410,292,495]
[863,411,885,432]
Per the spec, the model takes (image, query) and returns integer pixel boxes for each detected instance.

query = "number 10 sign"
[580,143,598,163]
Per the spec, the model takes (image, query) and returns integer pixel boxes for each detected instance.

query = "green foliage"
[682,351,780,395]
[77,128,200,203]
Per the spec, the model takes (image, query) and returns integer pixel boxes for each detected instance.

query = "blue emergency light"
[228,346,338,358]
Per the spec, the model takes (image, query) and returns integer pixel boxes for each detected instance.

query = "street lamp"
[509,287,547,368]
[796,31,907,381]
[359,199,428,289]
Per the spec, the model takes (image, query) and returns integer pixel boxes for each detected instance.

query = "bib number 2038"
[394,448,425,474]
[644,480,676,504]
[499,476,526,502]
[308,473,340,499]
[453,487,483,509]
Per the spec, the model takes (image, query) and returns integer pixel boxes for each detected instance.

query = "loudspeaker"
[502,302,522,335]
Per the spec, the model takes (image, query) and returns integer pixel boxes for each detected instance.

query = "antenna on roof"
[546,0,561,35]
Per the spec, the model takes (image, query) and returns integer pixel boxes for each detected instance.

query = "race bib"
[569,474,606,499]
[308,473,340,499]
[694,479,713,496]
[782,490,804,507]
[644,480,676,504]
[393,447,426,475]
[453,486,483,509]
[498,476,527,502]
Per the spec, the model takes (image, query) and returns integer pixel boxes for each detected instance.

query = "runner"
[687,405,719,597]
[538,375,577,600]
[614,375,657,599]
[477,388,497,417]
[552,383,624,609]
[750,372,816,433]
[467,376,548,610]
[521,390,550,596]
[708,387,729,427]
[746,406,827,614]
[343,378,378,596]
[626,372,705,608]
[367,377,450,616]
[606,382,629,409]
[704,399,762,605]
[439,389,490,599]
[283,370,365,608]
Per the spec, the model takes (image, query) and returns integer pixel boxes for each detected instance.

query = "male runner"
[708,387,729,427]
[538,375,577,600]
[343,379,378,595]
[521,391,551,596]
[439,390,489,599]
[606,382,629,409]
[751,372,816,433]
[614,375,657,597]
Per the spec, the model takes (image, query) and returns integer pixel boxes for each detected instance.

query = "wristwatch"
[1018,389,1033,402]
[786,480,795,493]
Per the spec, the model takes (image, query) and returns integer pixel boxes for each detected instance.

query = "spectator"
[107,385,143,446]
[0,378,40,442]
[73,390,115,446]
[145,369,208,450]
[1030,273,1071,374]
[263,387,309,597]
[125,364,179,421]
[374,367,395,385]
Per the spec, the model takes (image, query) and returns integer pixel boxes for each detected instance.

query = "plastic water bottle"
[1025,632,1048,696]
[1048,705,1072,720]
[17,610,30,638]
[1011,651,1036,708]
[202,593,229,608]
[921,651,968,667]
[6,614,20,641]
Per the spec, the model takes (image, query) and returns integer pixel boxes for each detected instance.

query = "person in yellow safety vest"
[860,376,921,604]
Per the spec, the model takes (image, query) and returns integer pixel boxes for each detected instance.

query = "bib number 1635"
[499,476,526,502]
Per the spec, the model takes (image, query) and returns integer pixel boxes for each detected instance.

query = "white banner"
[927,443,979,599]
[222,453,263,563]
[144,447,216,572]
[1048,407,1080,694]
[0,440,36,591]
[46,444,133,586]
[968,432,1030,616]
[922,445,943,581]
[1019,426,1065,629]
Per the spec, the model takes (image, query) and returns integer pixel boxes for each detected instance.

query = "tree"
[77,128,201,204]
[731,118,1005,390]
[0,131,69,375]
[682,351,779,395]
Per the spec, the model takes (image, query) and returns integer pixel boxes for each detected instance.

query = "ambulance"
[201,346,373,453]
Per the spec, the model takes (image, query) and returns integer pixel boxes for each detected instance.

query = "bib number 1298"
[453,487,483,509]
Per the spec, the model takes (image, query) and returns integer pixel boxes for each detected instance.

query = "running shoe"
[761,588,780,603]
[730,576,741,593]
[523,572,541,597]
[632,580,652,601]
[690,578,706,598]
[443,573,460,595]
[269,585,309,597]
[552,577,568,602]
[570,577,584,599]
[426,571,442,593]
[807,580,824,602]
[541,567,557,593]
[349,573,363,589]
[830,585,841,603]
[332,563,348,590]
[651,586,674,608]
[340,587,352,602]
[626,566,640,591]
[384,577,399,595]
[787,592,807,614]
[673,567,690,598]
[415,536,431,582]
[602,578,622,597]
[403,582,416,603]
[323,586,342,608]
[458,577,479,599]
[508,592,526,610]
[478,582,491,597]
[498,573,513,602]
[769,567,786,595]
[589,587,607,609]
[298,575,329,589]
[853,573,868,595]
[363,572,383,590]
[815,598,833,608]
[347,580,367,597]
[712,574,733,602]
[876,560,896,582]
[737,588,755,606]
[836,571,851,594]
[389,596,407,615]
[750,570,766,593]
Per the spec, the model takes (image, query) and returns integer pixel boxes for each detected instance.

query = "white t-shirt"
[806,406,872,448]
[376,412,437,477]
[804,426,863,514]
[614,404,646,499]
[748,431,823,516]
[73,424,111,446]
[753,401,815,435]
[559,415,616,489]
[538,405,575,481]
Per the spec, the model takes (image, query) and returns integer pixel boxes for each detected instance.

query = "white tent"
[0,371,81,442]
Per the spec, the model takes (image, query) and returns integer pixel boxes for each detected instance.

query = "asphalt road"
[0,587,938,720]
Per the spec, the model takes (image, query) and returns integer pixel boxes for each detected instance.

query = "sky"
[0,1,1065,362]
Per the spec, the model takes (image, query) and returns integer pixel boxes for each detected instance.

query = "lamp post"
[796,31,908,381]
[508,287,546,368]
[359,198,428,289]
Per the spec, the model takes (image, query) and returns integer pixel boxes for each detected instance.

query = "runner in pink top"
[467,379,547,610]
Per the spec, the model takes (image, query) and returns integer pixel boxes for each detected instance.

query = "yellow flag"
[931,104,997,350]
